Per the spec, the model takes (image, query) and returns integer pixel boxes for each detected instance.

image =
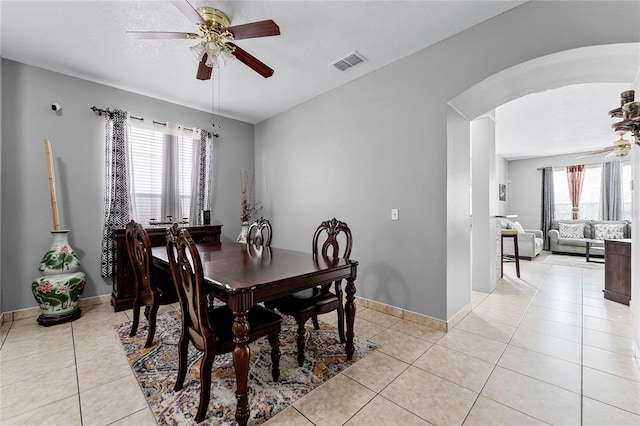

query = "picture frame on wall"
[499,184,506,201]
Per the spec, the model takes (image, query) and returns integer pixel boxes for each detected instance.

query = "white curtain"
[160,123,182,222]
[128,121,215,225]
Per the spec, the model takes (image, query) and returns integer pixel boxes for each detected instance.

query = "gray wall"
[255,1,640,321]
[1,60,254,313]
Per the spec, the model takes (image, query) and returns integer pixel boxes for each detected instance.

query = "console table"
[110,224,222,311]
[603,238,631,305]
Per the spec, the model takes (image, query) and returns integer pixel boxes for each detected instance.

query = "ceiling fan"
[577,131,632,159]
[127,0,280,80]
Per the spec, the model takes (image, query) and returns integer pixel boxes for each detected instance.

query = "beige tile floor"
[1,253,639,425]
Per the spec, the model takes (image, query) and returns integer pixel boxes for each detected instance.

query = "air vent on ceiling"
[332,51,367,71]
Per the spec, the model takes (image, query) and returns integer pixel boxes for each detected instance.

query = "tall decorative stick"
[44,139,61,231]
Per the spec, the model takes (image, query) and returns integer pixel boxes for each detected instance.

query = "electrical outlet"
[391,208,399,221]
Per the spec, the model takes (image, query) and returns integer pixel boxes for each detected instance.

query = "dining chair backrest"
[125,220,154,298]
[312,217,352,260]
[166,224,211,347]
[247,217,272,248]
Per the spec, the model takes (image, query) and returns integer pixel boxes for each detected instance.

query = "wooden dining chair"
[266,218,352,366]
[246,217,272,258]
[165,224,282,423]
[247,217,272,247]
[125,219,167,348]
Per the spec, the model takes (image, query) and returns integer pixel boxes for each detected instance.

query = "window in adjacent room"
[553,162,631,221]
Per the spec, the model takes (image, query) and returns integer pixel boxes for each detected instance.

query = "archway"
[445,43,640,346]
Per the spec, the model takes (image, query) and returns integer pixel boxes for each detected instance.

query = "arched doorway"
[445,43,640,349]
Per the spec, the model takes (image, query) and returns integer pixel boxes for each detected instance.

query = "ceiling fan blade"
[229,44,274,78]
[196,54,213,80]
[225,20,280,40]
[170,0,205,25]
[576,146,615,158]
[126,31,196,39]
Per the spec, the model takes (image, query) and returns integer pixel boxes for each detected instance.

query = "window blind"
[129,124,196,225]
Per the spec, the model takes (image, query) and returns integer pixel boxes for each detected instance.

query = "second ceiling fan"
[127,0,280,80]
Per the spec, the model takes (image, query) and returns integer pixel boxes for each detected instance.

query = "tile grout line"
[459,268,551,425]
[71,322,85,426]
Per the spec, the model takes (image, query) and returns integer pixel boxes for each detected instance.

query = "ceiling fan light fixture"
[190,42,206,61]
[220,48,236,65]
[205,53,219,68]
[205,41,220,57]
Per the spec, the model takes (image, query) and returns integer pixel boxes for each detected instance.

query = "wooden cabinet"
[604,239,631,305]
[110,225,222,311]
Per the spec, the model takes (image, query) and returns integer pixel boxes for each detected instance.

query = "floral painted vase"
[32,273,85,317]
[38,230,80,274]
[236,222,250,243]
[32,230,85,325]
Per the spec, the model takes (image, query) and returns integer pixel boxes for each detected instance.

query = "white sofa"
[499,219,544,260]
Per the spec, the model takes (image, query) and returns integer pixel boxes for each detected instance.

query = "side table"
[584,238,605,263]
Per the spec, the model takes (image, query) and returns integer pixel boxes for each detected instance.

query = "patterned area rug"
[542,254,604,270]
[115,310,378,425]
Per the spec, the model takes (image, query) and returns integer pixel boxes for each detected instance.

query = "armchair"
[499,219,543,260]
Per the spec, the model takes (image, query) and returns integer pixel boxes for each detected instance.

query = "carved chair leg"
[296,321,306,367]
[335,283,346,343]
[174,333,189,392]
[195,351,215,423]
[311,314,320,330]
[129,300,141,337]
[144,303,159,348]
[143,304,151,321]
[268,333,281,381]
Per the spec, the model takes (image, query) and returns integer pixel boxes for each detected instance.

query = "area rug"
[542,254,604,270]
[115,310,378,425]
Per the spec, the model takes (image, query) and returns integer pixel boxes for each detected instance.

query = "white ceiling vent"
[332,51,367,71]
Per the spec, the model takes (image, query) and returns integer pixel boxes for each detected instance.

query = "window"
[553,163,632,221]
[129,124,197,225]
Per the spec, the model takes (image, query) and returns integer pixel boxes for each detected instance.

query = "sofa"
[548,220,631,255]
[499,219,544,260]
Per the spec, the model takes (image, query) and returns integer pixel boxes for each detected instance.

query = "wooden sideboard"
[110,224,222,311]
[603,238,631,305]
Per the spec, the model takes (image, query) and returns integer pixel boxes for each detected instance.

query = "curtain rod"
[536,159,629,170]
[90,106,219,138]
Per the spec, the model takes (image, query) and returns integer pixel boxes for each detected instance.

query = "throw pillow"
[512,221,525,234]
[559,223,585,239]
[500,219,513,229]
[594,223,625,240]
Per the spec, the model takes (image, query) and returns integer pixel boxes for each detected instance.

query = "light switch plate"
[391,208,399,221]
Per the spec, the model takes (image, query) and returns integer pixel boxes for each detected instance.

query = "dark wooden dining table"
[152,241,359,426]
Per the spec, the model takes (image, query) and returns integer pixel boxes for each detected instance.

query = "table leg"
[230,294,252,426]
[585,242,591,262]
[345,269,357,360]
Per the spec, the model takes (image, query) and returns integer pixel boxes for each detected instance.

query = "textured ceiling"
[1,0,525,124]
[496,82,634,160]
[1,1,635,160]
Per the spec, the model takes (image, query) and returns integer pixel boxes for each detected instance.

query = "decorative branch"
[239,168,262,224]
